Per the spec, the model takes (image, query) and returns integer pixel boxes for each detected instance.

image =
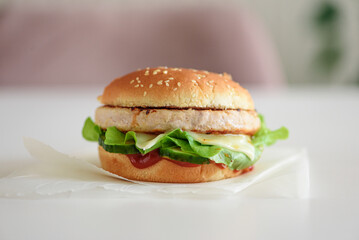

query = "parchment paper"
[0,138,309,199]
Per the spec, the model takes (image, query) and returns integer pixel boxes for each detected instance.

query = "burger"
[82,67,288,183]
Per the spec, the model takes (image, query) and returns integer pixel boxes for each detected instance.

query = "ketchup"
[127,149,162,169]
[127,149,254,174]
[210,161,227,169]
[210,160,254,174]
[243,165,254,173]
[234,165,254,174]
[127,149,200,169]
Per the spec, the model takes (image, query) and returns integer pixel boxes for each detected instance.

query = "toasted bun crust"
[99,67,255,110]
[99,146,242,183]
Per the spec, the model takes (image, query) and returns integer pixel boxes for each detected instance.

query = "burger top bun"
[99,67,255,110]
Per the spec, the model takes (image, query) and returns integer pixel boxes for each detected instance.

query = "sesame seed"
[157,80,163,85]
[191,80,196,83]
[177,82,181,87]
[165,83,169,86]
[165,80,170,83]
[173,88,177,91]
[197,76,201,79]
[140,84,144,87]
[130,80,135,84]
[134,84,139,88]
[205,82,210,86]
[143,91,147,96]
[137,80,141,83]
[144,70,150,76]
[153,69,161,75]
[149,84,153,88]
[209,80,214,83]
[163,70,168,74]
[136,77,139,80]
[169,77,174,80]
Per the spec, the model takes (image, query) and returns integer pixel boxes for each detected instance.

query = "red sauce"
[243,165,254,173]
[127,149,162,169]
[127,150,254,173]
[234,166,254,174]
[127,149,200,169]
[210,160,254,174]
[210,160,227,169]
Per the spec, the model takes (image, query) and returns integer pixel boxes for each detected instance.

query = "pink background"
[0,4,284,87]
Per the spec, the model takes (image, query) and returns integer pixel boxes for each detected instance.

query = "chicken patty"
[95,106,260,135]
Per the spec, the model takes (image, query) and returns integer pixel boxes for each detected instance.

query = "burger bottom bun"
[98,146,243,183]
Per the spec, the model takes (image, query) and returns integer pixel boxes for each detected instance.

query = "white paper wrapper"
[0,138,309,199]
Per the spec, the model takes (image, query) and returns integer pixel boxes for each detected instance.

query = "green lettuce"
[211,147,263,170]
[82,117,102,141]
[252,115,289,147]
[82,115,288,170]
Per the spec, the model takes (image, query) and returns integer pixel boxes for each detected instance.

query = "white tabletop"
[0,85,358,240]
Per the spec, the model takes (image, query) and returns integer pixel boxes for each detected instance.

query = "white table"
[0,85,358,240]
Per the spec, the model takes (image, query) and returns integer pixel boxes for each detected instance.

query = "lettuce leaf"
[82,117,102,141]
[104,127,164,154]
[252,115,289,147]
[82,115,288,170]
[166,129,223,158]
[104,127,126,145]
[211,147,263,170]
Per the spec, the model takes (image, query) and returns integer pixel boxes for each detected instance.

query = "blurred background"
[0,0,358,87]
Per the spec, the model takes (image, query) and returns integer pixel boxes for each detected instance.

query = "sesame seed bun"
[95,67,258,183]
[99,67,255,110]
[99,146,243,183]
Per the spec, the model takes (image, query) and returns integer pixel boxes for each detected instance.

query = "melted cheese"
[188,132,255,160]
[135,133,166,150]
